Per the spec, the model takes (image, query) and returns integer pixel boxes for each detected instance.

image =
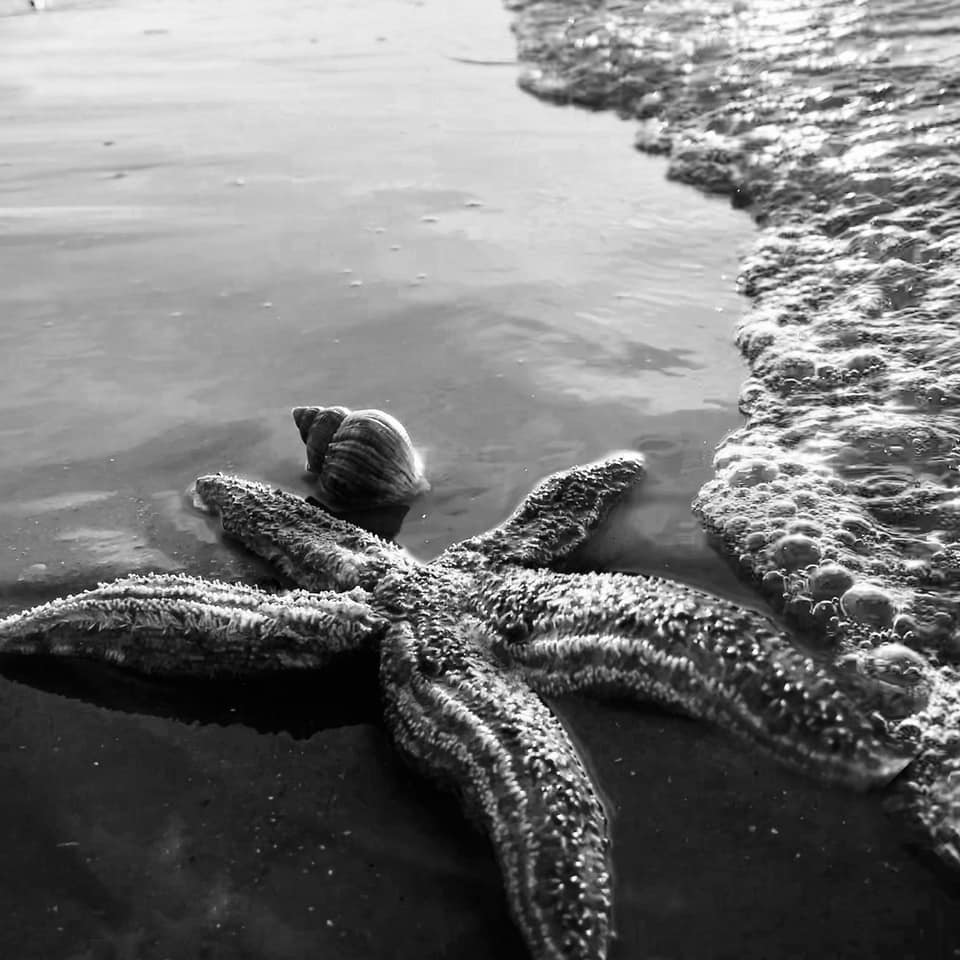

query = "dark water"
[1,0,959,957]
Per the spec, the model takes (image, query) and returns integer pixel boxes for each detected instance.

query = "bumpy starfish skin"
[0,455,914,960]
[379,599,611,960]
[0,574,385,674]
[472,568,910,788]
[192,475,413,591]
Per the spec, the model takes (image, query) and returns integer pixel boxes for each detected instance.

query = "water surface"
[0,0,750,589]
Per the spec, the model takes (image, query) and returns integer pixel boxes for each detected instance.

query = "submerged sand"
[0,0,958,957]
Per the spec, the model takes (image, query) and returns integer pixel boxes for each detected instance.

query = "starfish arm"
[0,573,385,676]
[380,615,612,960]
[457,454,646,568]
[478,569,914,791]
[194,473,414,591]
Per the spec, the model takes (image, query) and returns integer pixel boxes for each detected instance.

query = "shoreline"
[1,0,958,958]
[508,0,960,875]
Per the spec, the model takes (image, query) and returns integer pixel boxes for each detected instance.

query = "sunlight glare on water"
[0,0,750,587]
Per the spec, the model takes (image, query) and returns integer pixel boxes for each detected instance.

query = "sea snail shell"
[292,405,429,509]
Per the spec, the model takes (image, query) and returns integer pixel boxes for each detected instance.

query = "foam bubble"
[808,564,856,601]
[510,0,960,872]
[839,583,898,628]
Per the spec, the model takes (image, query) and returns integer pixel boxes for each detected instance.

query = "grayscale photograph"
[0,0,957,957]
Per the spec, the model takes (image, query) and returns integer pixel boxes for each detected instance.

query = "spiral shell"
[292,405,429,509]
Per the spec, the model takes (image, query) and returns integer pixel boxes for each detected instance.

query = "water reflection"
[0,0,751,579]
[10,0,938,959]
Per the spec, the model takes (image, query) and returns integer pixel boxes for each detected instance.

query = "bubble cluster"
[508,0,960,873]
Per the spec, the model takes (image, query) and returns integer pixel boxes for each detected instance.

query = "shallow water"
[0,0,754,582]
[1,0,958,958]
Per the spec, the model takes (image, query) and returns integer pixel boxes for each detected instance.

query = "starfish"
[0,454,914,960]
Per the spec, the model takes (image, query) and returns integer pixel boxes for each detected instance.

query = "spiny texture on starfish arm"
[460,452,647,568]
[194,473,413,591]
[0,453,925,960]
[382,608,611,960]
[474,568,913,790]
[0,572,385,674]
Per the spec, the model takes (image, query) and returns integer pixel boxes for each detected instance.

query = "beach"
[1,0,958,957]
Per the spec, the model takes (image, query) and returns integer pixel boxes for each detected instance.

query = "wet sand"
[1,0,958,958]
[0,0,752,591]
